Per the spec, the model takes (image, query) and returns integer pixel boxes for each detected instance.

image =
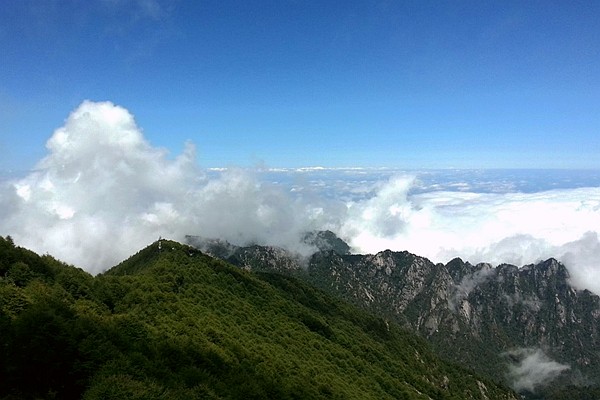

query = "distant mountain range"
[186,231,600,399]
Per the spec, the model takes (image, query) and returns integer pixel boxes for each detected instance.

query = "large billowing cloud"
[0,101,325,273]
[1,100,600,296]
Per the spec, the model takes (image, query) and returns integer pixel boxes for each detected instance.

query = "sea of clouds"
[2,101,600,296]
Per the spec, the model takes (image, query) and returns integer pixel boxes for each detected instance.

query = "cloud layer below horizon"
[2,101,600,295]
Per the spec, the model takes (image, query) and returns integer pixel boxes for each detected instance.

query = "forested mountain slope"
[187,233,600,399]
[0,236,516,399]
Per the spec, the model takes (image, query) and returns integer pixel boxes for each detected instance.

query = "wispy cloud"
[504,348,570,393]
[448,264,495,311]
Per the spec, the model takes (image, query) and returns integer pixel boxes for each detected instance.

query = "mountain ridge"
[186,232,600,398]
[0,235,517,399]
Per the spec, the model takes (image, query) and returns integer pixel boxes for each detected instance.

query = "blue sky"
[1,0,599,171]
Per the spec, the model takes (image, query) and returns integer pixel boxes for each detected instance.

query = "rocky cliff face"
[309,250,600,382]
[185,233,600,396]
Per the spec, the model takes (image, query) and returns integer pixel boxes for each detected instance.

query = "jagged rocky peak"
[185,230,351,274]
[519,257,566,275]
[183,232,600,396]
[184,235,297,272]
[499,258,573,299]
[302,230,351,255]
[445,257,474,282]
[186,230,351,259]
[496,263,520,276]
[522,257,570,282]
[183,234,600,395]
[365,249,431,273]
[446,257,572,292]
[184,235,237,259]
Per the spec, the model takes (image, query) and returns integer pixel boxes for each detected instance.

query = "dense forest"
[0,236,517,399]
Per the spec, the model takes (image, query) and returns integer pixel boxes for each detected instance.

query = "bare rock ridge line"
[185,232,600,396]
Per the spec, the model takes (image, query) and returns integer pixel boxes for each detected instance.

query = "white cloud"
[504,348,570,392]
[340,177,600,294]
[2,100,600,297]
[0,101,324,273]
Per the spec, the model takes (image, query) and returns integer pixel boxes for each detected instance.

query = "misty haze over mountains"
[1,101,600,296]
